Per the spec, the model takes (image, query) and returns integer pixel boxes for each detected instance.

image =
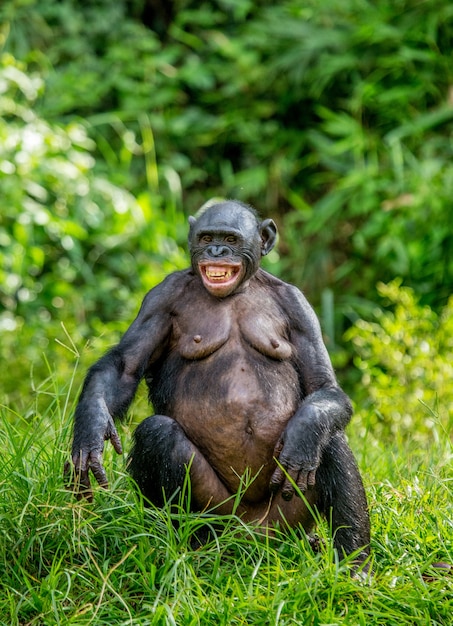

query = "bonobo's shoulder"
[147,268,192,292]
[139,268,193,309]
[161,268,193,289]
[255,269,307,300]
[255,269,317,320]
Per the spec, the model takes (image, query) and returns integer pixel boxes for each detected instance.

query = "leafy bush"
[3,0,453,338]
[346,280,453,440]
[2,0,453,398]
[268,0,453,341]
[0,53,187,404]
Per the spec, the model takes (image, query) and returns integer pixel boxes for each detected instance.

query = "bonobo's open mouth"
[198,262,243,295]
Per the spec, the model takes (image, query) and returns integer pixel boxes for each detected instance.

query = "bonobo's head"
[188,200,277,297]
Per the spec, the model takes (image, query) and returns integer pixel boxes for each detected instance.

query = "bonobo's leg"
[316,432,370,563]
[128,415,232,511]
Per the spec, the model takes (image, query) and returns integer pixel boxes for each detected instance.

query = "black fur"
[69,200,370,565]
[128,415,191,507]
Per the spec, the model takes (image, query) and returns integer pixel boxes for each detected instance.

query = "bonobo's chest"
[172,280,292,361]
[154,275,300,469]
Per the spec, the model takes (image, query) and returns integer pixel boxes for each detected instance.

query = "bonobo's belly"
[162,347,300,501]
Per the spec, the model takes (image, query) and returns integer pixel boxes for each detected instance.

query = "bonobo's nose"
[208,245,230,257]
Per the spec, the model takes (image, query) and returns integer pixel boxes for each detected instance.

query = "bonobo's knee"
[128,415,194,506]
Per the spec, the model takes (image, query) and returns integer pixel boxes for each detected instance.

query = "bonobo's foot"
[308,534,324,553]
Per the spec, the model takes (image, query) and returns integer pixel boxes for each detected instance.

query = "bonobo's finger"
[76,470,94,502]
[296,471,308,493]
[108,427,123,455]
[70,466,93,501]
[75,456,94,500]
[64,452,95,501]
[307,469,316,489]
[89,456,109,489]
[64,459,88,497]
[296,468,317,494]
[269,466,285,493]
[281,467,300,501]
[281,478,295,501]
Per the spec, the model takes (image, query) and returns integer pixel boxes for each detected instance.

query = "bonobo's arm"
[270,284,353,500]
[67,273,182,500]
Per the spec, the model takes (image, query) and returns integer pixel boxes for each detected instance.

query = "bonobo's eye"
[200,235,213,244]
[224,235,237,244]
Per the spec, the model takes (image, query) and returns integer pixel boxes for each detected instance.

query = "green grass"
[1,376,452,625]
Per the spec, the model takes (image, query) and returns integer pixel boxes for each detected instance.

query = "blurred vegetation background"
[1,0,453,437]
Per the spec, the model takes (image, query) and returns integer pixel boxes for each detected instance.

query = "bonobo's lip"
[198,261,243,296]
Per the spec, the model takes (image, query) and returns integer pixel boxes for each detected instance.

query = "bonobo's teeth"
[205,267,236,282]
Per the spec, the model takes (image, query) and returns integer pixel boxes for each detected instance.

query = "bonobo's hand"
[64,416,122,502]
[269,406,327,501]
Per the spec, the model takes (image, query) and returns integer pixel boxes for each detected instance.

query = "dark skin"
[68,200,370,562]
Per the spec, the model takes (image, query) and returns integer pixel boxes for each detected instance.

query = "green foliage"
[1,0,452,419]
[0,52,186,326]
[0,52,187,404]
[1,7,452,621]
[2,0,452,348]
[347,280,453,440]
[269,0,453,334]
[0,377,452,625]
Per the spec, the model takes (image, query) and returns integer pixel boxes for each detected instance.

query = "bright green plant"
[1,373,452,625]
[0,53,188,404]
[3,0,453,398]
[346,280,453,440]
[3,0,453,338]
[0,53,186,325]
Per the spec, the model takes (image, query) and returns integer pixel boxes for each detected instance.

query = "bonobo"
[68,200,370,563]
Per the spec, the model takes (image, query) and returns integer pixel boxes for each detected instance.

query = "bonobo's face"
[188,201,277,298]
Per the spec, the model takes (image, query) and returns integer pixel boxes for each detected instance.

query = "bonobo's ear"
[259,219,277,256]
[188,215,197,241]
